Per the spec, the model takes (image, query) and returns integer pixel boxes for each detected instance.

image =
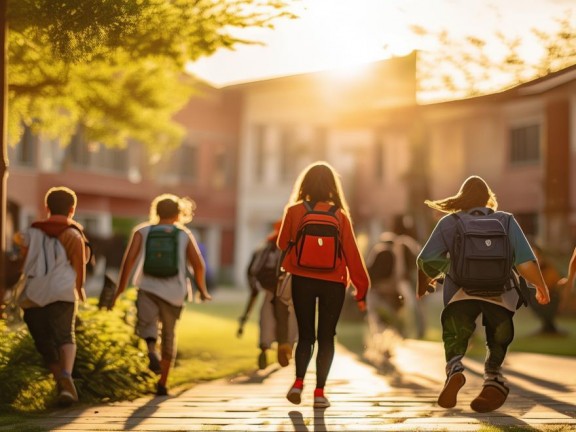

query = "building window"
[68,127,128,173]
[213,145,235,189]
[180,143,198,181]
[13,126,37,167]
[510,124,540,164]
[373,135,384,180]
[253,125,265,182]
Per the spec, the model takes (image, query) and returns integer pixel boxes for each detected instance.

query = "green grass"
[166,288,271,390]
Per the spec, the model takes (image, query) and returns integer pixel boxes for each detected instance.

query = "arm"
[112,231,142,308]
[558,247,576,292]
[276,207,293,251]
[516,260,550,305]
[340,214,369,310]
[416,219,450,299]
[60,228,87,302]
[186,232,212,301]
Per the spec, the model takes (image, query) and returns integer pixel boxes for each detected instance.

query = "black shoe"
[258,350,267,370]
[148,352,161,375]
[156,382,168,396]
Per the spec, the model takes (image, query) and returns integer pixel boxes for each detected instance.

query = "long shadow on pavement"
[289,409,327,432]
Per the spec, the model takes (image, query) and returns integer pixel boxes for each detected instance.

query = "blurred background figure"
[529,244,565,335]
[238,222,297,369]
[365,231,425,340]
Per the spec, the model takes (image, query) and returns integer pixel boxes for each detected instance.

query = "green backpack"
[143,225,181,278]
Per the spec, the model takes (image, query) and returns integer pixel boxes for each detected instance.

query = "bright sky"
[187,0,574,88]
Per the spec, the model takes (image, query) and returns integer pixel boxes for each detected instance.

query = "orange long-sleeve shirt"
[277,201,370,301]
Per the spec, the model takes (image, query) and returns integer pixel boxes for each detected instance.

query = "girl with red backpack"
[277,161,370,408]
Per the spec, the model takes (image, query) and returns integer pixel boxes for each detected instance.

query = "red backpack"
[293,201,341,271]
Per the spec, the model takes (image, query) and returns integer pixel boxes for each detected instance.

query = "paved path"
[6,340,576,431]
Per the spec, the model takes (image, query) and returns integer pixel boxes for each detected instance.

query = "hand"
[535,287,550,305]
[200,291,212,302]
[356,300,367,313]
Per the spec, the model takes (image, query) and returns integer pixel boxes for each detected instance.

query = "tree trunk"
[0,0,8,302]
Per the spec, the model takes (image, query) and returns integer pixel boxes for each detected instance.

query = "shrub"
[0,294,156,413]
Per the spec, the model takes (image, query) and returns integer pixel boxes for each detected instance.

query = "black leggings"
[291,275,346,389]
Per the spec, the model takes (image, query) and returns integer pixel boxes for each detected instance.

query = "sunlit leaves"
[6,0,296,148]
[414,14,576,101]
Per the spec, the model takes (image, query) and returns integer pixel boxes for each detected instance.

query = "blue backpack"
[449,210,513,296]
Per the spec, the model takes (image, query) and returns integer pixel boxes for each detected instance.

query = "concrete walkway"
[5,340,576,431]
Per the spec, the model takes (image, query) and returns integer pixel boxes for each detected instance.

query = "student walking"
[416,175,550,413]
[112,194,212,396]
[238,222,297,369]
[14,186,89,406]
[277,161,370,409]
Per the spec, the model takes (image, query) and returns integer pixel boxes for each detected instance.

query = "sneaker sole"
[470,383,508,413]
[58,391,77,407]
[437,372,466,408]
[286,390,302,405]
[313,398,330,408]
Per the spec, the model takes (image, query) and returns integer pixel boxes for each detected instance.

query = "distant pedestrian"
[238,221,297,369]
[558,246,576,299]
[112,194,212,396]
[14,186,89,406]
[416,175,550,413]
[529,244,564,335]
[277,161,370,409]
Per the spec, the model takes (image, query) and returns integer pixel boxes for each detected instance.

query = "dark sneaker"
[156,382,169,396]
[470,379,509,413]
[148,352,161,375]
[258,350,267,370]
[287,385,302,405]
[277,343,292,367]
[313,395,330,408]
[437,371,466,408]
[57,376,79,407]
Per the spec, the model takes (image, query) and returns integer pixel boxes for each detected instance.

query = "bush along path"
[0,295,157,413]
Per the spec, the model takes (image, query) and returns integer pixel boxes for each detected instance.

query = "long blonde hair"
[425,175,498,214]
[287,161,351,218]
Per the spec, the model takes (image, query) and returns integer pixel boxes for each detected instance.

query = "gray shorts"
[136,290,183,360]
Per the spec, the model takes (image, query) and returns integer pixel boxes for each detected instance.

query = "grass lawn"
[167,288,269,391]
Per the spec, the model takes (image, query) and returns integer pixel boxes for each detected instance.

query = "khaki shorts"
[136,290,183,360]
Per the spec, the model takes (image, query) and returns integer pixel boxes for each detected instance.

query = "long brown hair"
[425,175,498,214]
[287,161,351,217]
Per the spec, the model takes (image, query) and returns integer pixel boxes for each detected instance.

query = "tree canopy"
[6,0,295,150]
[413,14,576,101]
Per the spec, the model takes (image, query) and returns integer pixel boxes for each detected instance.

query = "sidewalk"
[5,340,576,431]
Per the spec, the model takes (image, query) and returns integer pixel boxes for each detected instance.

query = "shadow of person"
[313,407,328,431]
[123,395,166,430]
[289,409,329,432]
[288,411,308,431]
[229,364,282,385]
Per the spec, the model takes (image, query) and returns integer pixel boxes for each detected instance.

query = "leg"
[287,275,318,404]
[156,295,183,395]
[275,275,295,367]
[47,301,79,406]
[136,290,162,374]
[258,291,276,369]
[315,281,345,390]
[438,300,481,408]
[469,303,514,413]
[291,275,318,381]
